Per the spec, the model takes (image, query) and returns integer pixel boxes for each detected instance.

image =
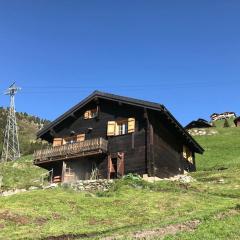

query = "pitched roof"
[37,90,204,154]
[185,118,212,129]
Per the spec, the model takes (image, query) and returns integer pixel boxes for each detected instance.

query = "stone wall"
[187,128,218,136]
[62,179,114,192]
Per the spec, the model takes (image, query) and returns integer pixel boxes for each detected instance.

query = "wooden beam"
[118,101,123,106]
[144,109,155,177]
[70,112,78,119]
[143,108,148,119]
[62,161,66,183]
[49,128,56,137]
[94,97,99,104]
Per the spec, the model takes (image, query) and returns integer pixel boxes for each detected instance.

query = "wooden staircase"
[53,176,61,183]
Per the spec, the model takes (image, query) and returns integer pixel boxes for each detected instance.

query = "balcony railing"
[34,137,108,164]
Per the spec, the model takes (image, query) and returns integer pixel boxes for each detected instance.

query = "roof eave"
[37,91,204,154]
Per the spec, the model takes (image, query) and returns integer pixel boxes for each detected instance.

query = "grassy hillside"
[0,125,239,239]
[194,126,240,171]
[0,155,46,190]
[0,108,50,155]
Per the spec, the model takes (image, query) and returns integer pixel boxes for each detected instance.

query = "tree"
[223,119,230,128]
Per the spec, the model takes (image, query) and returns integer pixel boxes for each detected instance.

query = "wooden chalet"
[34,91,204,183]
[234,117,240,127]
[211,112,236,121]
[185,119,212,130]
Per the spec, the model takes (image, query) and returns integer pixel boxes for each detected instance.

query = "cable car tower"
[1,82,21,162]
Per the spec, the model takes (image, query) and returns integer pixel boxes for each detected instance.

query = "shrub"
[223,119,230,128]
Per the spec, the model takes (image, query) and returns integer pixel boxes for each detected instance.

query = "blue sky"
[0,0,239,126]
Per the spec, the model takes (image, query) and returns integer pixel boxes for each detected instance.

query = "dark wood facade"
[35,91,203,182]
[234,117,240,127]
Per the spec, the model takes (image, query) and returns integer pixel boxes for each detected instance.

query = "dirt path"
[42,220,201,240]
[102,220,201,240]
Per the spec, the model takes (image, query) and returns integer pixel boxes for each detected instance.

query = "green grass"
[194,127,240,171]
[0,181,239,240]
[162,213,240,240]
[0,125,240,239]
[212,117,235,128]
[0,155,46,190]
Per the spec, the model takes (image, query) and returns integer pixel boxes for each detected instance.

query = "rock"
[218,179,225,184]
[187,128,218,136]
[61,179,113,192]
[0,188,27,197]
[29,186,39,190]
[43,183,58,189]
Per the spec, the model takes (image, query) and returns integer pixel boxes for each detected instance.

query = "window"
[54,134,85,146]
[63,136,77,145]
[76,134,85,142]
[107,118,135,136]
[53,138,63,147]
[64,134,85,144]
[65,167,74,175]
[84,108,98,119]
[117,121,128,135]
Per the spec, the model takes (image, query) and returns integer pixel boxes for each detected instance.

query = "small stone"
[29,186,39,191]
[218,179,225,183]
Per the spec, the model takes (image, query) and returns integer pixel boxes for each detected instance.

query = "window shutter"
[89,110,93,118]
[107,156,115,179]
[115,122,119,136]
[183,145,193,163]
[107,121,116,136]
[188,151,193,163]
[84,111,89,119]
[77,134,85,142]
[128,118,135,133]
[183,145,187,158]
[53,138,62,147]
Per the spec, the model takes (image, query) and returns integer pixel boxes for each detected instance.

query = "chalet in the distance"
[34,91,204,183]
[234,117,240,127]
[210,112,236,121]
[185,119,212,130]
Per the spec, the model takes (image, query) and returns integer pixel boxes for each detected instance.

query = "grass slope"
[0,156,46,190]
[194,126,240,171]
[0,125,239,239]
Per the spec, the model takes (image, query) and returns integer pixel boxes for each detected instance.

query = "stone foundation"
[188,128,218,136]
[62,179,114,192]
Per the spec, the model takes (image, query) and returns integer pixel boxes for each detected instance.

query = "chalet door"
[108,152,125,179]
[62,161,76,183]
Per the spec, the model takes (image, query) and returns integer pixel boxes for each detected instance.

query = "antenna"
[1,82,21,162]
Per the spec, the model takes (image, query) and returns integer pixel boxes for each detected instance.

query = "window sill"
[108,132,133,137]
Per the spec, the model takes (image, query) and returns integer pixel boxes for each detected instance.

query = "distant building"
[185,119,212,130]
[234,117,240,127]
[210,112,236,121]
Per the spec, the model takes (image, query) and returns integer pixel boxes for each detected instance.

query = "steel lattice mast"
[1,82,21,162]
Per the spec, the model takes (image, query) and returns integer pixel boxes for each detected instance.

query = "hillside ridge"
[0,107,50,155]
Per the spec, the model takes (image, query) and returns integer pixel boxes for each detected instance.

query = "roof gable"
[185,119,212,129]
[37,90,204,154]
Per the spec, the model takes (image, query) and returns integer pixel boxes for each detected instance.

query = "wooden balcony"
[34,138,108,164]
